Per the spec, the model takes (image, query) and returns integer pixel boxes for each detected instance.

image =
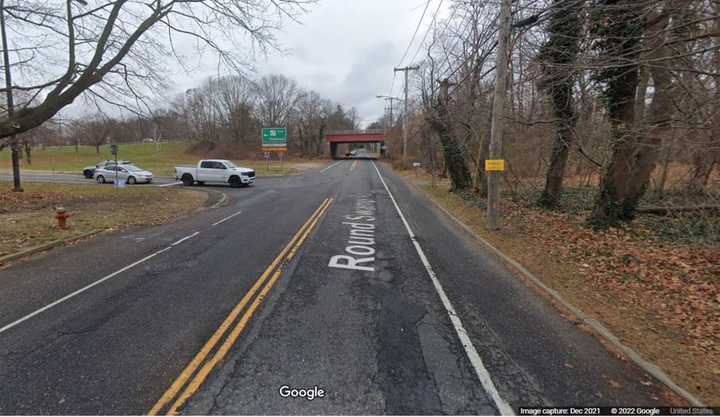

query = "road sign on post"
[261,127,287,152]
[112,144,118,189]
[485,159,505,172]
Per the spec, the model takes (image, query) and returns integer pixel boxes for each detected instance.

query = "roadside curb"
[0,229,105,266]
[400,176,705,408]
[189,189,228,210]
[210,191,228,208]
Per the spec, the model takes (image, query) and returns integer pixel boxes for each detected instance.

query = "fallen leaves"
[503,201,720,354]
[410,174,720,405]
[0,184,207,258]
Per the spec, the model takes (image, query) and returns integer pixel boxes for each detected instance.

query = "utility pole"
[0,0,22,192]
[376,95,402,158]
[376,95,402,128]
[487,0,512,230]
[393,66,419,167]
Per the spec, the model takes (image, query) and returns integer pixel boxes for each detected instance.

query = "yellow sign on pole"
[485,159,505,172]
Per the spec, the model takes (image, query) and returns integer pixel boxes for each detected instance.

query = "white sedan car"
[95,164,153,185]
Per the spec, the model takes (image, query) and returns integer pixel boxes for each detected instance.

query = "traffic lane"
[0,179,337,413]
[1,158,349,188]
[0,167,350,327]
[0,171,180,186]
[0,171,93,185]
[0,185,267,327]
[375,163,675,407]
[184,160,496,415]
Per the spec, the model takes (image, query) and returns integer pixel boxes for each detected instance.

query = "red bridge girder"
[325,130,385,143]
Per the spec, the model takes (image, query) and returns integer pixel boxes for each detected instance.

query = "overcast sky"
[165,0,450,127]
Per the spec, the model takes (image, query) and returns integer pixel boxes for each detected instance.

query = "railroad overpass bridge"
[325,129,385,159]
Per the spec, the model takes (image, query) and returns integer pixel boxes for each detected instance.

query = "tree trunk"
[427,80,473,191]
[656,142,671,196]
[474,94,493,197]
[539,81,576,207]
[635,66,649,122]
[474,133,489,196]
[537,0,581,208]
[11,139,22,191]
[589,0,657,226]
[23,139,31,165]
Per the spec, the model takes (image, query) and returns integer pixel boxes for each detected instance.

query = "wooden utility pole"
[376,95,402,158]
[487,0,512,230]
[394,66,419,167]
[0,0,22,192]
[376,95,402,129]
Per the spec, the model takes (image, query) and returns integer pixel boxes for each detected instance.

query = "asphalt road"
[0,160,675,415]
[0,171,179,186]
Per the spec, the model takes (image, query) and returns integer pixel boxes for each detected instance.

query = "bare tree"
[426,79,473,191]
[0,0,310,189]
[1,0,310,140]
[589,0,705,225]
[253,74,299,127]
[295,90,330,157]
[399,0,718,233]
[74,114,114,155]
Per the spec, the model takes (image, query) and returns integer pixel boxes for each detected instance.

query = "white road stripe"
[371,161,514,416]
[0,246,173,336]
[171,232,200,246]
[157,181,182,187]
[320,161,342,173]
[212,210,243,226]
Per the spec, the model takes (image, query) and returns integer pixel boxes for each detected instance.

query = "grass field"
[0,141,323,177]
[0,182,208,259]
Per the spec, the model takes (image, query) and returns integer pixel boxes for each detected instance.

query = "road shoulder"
[376,163,684,408]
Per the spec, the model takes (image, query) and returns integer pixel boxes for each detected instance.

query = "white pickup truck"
[175,159,256,187]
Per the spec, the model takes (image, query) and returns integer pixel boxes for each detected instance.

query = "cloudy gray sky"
[167,0,450,127]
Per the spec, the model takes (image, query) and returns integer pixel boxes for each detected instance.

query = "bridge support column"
[330,142,339,159]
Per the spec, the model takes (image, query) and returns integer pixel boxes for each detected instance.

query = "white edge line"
[157,181,182,187]
[0,246,173,336]
[420,184,707,407]
[212,210,243,227]
[371,161,514,416]
[171,231,200,246]
[320,161,342,173]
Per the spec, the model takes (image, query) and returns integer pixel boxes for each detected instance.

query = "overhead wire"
[435,12,474,78]
[397,0,433,68]
[408,0,447,67]
[390,0,433,97]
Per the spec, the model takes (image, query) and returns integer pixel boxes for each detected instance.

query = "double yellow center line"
[350,160,358,171]
[149,197,334,416]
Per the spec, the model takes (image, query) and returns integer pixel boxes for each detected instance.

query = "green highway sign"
[262,127,287,147]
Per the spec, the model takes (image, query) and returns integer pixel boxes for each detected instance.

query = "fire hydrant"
[55,207,71,229]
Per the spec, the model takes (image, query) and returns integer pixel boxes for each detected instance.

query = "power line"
[408,0,446,66]
[437,8,502,85]
[389,72,398,98]
[390,0,432,98]
[437,12,475,77]
[433,2,459,48]
[397,0,433,69]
